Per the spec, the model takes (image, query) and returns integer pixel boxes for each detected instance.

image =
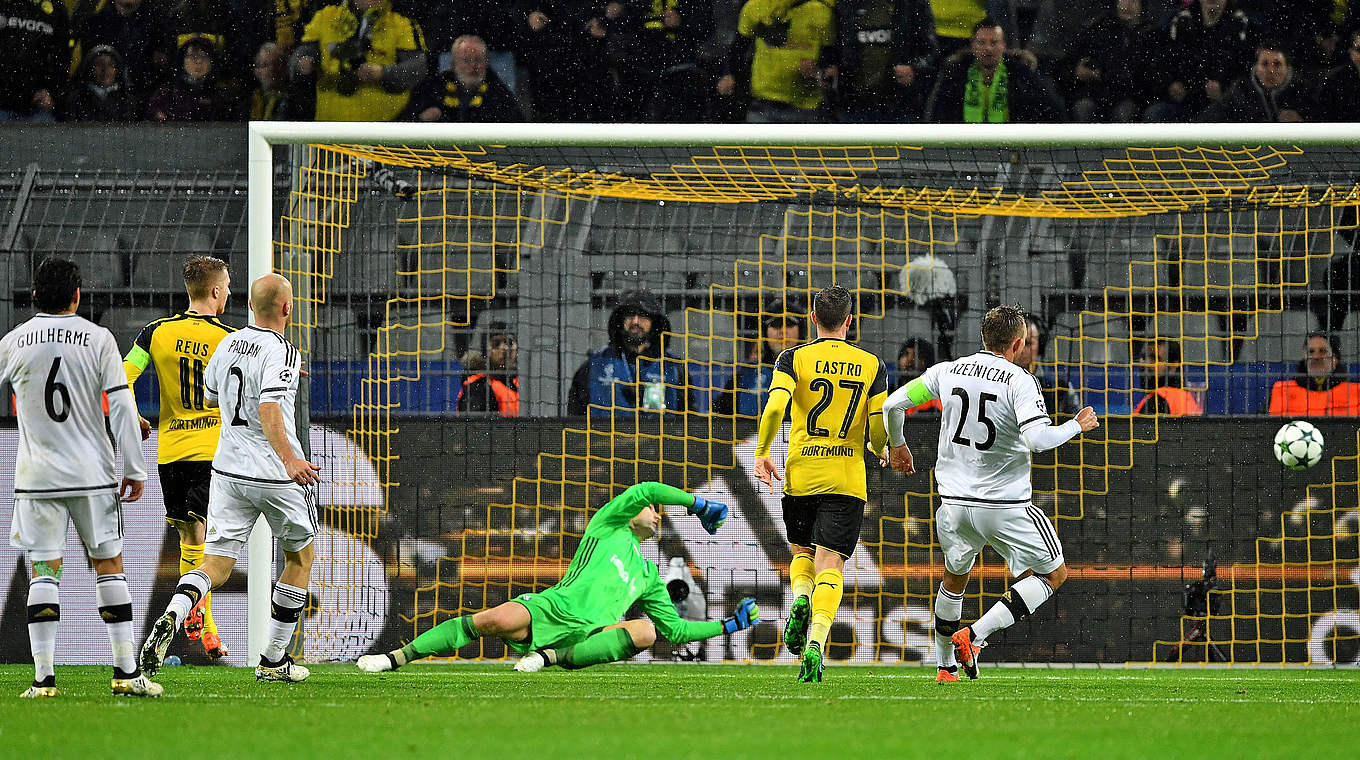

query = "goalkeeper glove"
[722,597,759,634]
[688,495,728,534]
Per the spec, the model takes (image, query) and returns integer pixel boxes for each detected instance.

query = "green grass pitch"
[2,664,1357,759]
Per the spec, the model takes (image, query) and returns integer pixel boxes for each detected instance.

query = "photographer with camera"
[290,0,427,121]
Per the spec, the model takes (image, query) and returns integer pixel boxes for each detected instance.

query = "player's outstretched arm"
[638,577,758,644]
[1020,406,1099,452]
[591,481,726,531]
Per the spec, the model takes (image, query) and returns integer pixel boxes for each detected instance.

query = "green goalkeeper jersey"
[534,481,724,644]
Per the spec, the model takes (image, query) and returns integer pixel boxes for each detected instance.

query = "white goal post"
[245,120,1357,664]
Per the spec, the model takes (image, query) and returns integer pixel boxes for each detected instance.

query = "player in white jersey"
[0,258,161,698]
[139,273,321,684]
[881,305,1099,681]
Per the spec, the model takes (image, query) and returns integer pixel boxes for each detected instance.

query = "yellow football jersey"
[123,312,235,464]
[756,337,888,500]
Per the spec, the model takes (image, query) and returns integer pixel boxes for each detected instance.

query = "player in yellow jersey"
[123,256,235,660]
[753,285,888,682]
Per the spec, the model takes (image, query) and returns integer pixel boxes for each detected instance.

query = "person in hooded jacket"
[146,36,237,121]
[568,289,697,416]
[61,44,141,122]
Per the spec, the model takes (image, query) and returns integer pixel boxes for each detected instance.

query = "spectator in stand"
[247,42,293,120]
[1061,0,1156,123]
[80,0,174,107]
[292,0,427,122]
[925,17,1066,122]
[1198,42,1312,121]
[1256,0,1349,76]
[146,36,236,121]
[1025,0,1117,71]
[715,0,836,123]
[1142,0,1254,122]
[1268,333,1360,416]
[931,0,1015,58]
[61,44,140,122]
[711,306,805,416]
[1133,338,1203,416]
[1313,30,1360,121]
[828,0,940,122]
[411,1,525,93]
[519,2,618,121]
[458,326,520,416]
[607,0,712,122]
[892,338,942,414]
[222,0,321,112]
[1016,315,1081,415]
[568,289,697,416]
[411,35,525,122]
[0,0,70,122]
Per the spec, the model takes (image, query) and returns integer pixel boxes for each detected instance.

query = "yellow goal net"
[255,124,1360,666]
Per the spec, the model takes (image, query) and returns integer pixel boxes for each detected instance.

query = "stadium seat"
[1154,312,1228,364]
[668,308,740,364]
[334,225,399,294]
[1338,312,1360,362]
[1234,311,1318,363]
[375,306,474,362]
[1051,312,1132,365]
[594,253,690,294]
[313,306,368,361]
[21,228,123,289]
[99,307,165,352]
[856,307,931,361]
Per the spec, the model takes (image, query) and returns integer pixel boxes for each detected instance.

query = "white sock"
[262,582,307,664]
[972,575,1054,641]
[95,573,138,678]
[27,576,60,686]
[934,583,963,668]
[166,569,211,629]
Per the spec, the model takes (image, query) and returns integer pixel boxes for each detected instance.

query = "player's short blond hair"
[981,305,1027,351]
[183,255,228,299]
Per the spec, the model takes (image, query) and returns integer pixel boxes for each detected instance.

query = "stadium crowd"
[5,0,1360,124]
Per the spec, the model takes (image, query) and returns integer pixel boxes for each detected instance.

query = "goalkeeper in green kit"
[357,482,758,673]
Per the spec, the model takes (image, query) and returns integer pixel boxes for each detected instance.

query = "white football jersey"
[0,313,147,496]
[918,350,1051,507]
[203,325,303,485]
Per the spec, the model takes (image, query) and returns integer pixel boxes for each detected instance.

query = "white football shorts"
[9,493,123,562]
[205,473,316,557]
[935,501,1064,577]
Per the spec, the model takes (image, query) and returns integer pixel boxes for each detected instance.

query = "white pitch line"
[382,670,1354,684]
[435,693,1336,705]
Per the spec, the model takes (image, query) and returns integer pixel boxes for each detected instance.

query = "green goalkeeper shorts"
[508,591,602,654]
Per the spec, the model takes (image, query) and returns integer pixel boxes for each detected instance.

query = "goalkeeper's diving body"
[358,482,757,673]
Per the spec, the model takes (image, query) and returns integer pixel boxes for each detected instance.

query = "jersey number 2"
[950,388,997,450]
[227,366,248,427]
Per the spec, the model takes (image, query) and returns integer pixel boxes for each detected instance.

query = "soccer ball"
[1273,421,1324,470]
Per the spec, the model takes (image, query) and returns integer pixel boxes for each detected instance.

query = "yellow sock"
[808,568,843,649]
[790,553,815,600]
[179,542,217,635]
